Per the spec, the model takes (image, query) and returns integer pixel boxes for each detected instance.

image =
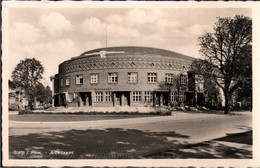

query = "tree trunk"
[28,101,33,110]
[224,92,230,114]
[33,97,37,109]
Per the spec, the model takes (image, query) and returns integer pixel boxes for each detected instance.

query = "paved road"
[8,112,252,159]
[10,112,252,144]
[116,113,252,144]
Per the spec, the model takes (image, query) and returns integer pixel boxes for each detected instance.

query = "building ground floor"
[54,90,204,108]
[9,90,29,110]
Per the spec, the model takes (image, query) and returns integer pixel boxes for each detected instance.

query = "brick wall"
[56,69,187,93]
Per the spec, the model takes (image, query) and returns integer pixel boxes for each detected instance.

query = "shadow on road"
[9,128,188,159]
[214,130,252,145]
[147,131,252,159]
[9,128,252,159]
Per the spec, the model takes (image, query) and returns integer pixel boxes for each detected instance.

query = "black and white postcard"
[2,1,260,167]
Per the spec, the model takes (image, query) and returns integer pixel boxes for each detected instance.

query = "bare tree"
[197,15,252,114]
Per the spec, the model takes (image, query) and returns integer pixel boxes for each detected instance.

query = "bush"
[197,106,207,111]
[176,107,184,111]
[156,111,163,115]
[153,107,172,116]
[18,109,172,116]
[18,110,33,115]
[185,106,191,111]
[165,111,172,115]
[119,111,130,115]
[148,112,156,115]
[74,111,84,115]
[190,107,199,112]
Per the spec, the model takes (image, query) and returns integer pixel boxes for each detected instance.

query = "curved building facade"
[51,46,204,107]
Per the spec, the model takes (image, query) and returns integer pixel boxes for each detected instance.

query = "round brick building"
[51,46,204,107]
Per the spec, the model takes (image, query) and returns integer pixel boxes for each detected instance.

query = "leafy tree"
[45,86,52,104]
[36,83,52,104]
[197,15,252,114]
[9,80,16,89]
[158,75,179,92]
[191,60,222,109]
[11,58,44,109]
[204,76,222,108]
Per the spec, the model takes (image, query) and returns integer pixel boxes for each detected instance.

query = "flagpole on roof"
[106,23,107,51]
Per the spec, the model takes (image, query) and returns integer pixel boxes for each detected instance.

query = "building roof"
[57,46,196,75]
[77,46,195,61]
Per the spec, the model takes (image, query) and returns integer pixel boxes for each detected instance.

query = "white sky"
[8,8,251,87]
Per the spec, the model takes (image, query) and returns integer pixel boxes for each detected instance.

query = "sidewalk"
[35,106,158,113]
[9,112,229,129]
[9,111,19,115]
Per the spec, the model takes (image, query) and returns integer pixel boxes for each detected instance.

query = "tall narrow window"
[108,73,118,83]
[95,92,103,102]
[170,92,178,102]
[65,77,70,86]
[148,73,157,83]
[170,92,174,102]
[60,78,63,87]
[90,74,99,84]
[128,72,137,83]
[180,75,187,85]
[144,92,152,102]
[105,92,112,102]
[165,73,174,83]
[76,75,83,84]
[133,91,141,101]
[179,92,184,102]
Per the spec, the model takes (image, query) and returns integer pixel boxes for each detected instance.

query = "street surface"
[9,112,252,159]
[10,112,252,143]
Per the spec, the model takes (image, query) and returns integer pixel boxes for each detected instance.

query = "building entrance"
[197,92,204,106]
[60,93,66,106]
[54,95,59,106]
[154,92,170,106]
[115,93,121,106]
[185,92,194,106]
[114,92,130,106]
[79,92,92,106]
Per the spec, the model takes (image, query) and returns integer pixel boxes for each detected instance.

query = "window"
[76,74,83,84]
[179,92,184,102]
[60,78,63,87]
[90,74,99,84]
[95,92,103,102]
[148,73,157,83]
[170,92,174,102]
[133,91,141,101]
[165,74,174,83]
[144,92,152,102]
[108,73,118,83]
[105,92,112,102]
[65,77,70,86]
[170,92,178,102]
[128,72,137,83]
[180,75,187,85]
